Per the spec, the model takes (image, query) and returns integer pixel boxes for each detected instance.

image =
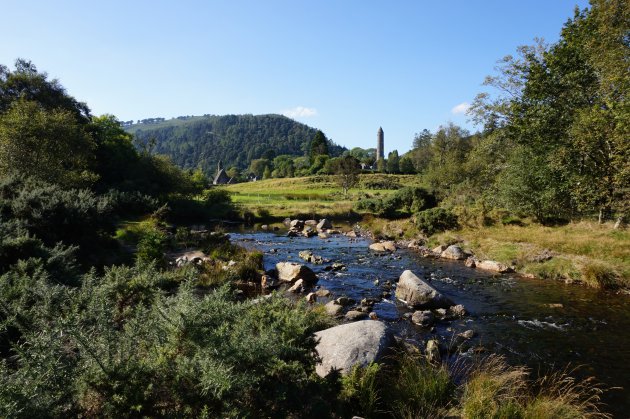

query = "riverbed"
[231,227,630,416]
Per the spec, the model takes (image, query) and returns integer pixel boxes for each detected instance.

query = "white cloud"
[451,102,470,115]
[282,106,318,118]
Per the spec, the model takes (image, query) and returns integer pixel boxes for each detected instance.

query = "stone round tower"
[376,127,384,161]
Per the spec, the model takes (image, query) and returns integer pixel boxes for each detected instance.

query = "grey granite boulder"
[314,320,394,377]
[395,270,454,309]
[275,262,318,284]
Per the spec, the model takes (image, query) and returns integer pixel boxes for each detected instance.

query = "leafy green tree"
[0,59,90,121]
[387,150,400,173]
[249,158,271,178]
[331,155,360,196]
[263,166,272,180]
[376,159,386,173]
[0,99,97,187]
[309,130,329,161]
[399,156,415,174]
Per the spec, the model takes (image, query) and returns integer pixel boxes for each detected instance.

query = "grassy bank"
[429,221,630,289]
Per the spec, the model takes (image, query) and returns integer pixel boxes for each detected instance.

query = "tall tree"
[331,155,360,197]
[309,130,329,161]
[387,150,400,173]
[0,99,96,187]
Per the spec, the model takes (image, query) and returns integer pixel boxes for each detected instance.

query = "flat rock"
[477,260,513,273]
[369,241,397,252]
[395,270,454,309]
[314,321,394,377]
[275,262,318,284]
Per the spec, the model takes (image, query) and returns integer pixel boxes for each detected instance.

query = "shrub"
[136,229,167,265]
[415,208,459,236]
[385,353,454,419]
[341,363,383,418]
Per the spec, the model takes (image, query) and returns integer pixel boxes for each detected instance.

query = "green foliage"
[0,263,332,418]
[415,208,459,236]
[136,229,167,265]
[0,99,97,188]
[386,150,400,174]
[355,187,436,219]
[331,155,361,196]
[0,176,115,266]
[341,363,383,418]
[309,129,330,160]
[386,354,454,419]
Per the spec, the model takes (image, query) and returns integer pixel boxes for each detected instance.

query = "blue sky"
[1,0,589,154]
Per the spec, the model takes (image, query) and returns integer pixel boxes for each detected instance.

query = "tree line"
[403,1,628,225]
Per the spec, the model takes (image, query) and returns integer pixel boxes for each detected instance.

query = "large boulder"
[395,270,454,309]
[317,218,333,231]
[275,262,318,284]
[440,245,466,260]
[314,321,394,377]
[369,241,397,252]
[477,260,513,273]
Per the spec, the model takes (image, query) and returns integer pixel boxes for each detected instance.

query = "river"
[230,226,630,416]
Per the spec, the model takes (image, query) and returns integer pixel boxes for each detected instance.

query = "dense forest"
[126,114,346,176]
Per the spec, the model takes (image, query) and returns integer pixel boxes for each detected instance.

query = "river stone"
[290,219,305,229]
[426,339,441,363]
[448,304,467,318]
[317,218,333,231]
[276,262,318,284]
[395,270,454,309]
[411,310,435,327]
[369,241,397,252]
[314,320,394,377]
[287,279,305,293]
[441,245,466,260]
[346,230,358,238]
[465,257,477,268]
[305,219,318,226]
[305,292,317,303]
[345,310,368,321]
[316,288,331,297]
[432,244,447,254]
[325,301,344,316]
[318,232,330,239]
[477,260,513,273]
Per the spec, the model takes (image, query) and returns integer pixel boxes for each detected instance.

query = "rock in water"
[369,241,397,252]
[325,301,343,316]
[317,218,333,231]
[440,245,466,260]
[275,262,318,284]
[411,310,435,327]
[395,270,454,309]
[314,321,394,377]
[477,260,513,273]
[345,310,368,321]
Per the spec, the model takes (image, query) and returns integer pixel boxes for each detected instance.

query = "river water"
[230,227,630,416]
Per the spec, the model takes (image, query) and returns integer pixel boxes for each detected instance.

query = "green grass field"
[225,174,420,219]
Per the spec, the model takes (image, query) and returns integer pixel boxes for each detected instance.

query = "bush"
[415,208,459,236]
[354,187,437,219]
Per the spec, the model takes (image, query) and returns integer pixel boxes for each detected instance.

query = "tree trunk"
[598,208,604,224]
[613,216,623,230]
